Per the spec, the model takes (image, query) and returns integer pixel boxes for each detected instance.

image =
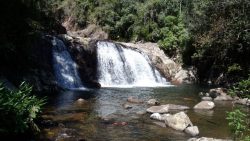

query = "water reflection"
[40,85,233,141]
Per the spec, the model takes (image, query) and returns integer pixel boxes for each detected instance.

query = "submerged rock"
[165,111,193,131]
[185,126,199,136]
[202,97,213,101]
[194,101,215,110]
[127,96,144,103]
[123,103,133,109]
[152,121,166,128]
[167,104,190,111]
[136,110,147,115]
[147,99,160,105]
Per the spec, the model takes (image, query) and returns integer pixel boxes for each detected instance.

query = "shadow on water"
[39,85,233,141]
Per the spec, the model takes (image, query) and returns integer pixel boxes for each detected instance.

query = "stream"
[39,85,233,141]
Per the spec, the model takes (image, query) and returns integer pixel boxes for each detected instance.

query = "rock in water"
[188,137,232,141]
[194,101,215,110]
[150,113,162,121]
[165,111,193,131]
[147,99,160,105]
[127,96,144,103]
[185,126,199,136]
[147,105,169,113]
[201,97,213,101]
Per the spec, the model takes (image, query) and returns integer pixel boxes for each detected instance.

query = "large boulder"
[194,101,215,110]
[185,126,199,136]
[150,113,163,121]
[165,112,193,131]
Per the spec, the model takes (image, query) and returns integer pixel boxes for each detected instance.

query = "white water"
[97,41,170,87]
[52,37,85,89]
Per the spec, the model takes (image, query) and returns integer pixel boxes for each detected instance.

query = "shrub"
[228,77,250,98]
[226,109,249,140]
[0,82,46,134]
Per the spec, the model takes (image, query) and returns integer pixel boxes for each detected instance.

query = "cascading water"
[51,37,85,89]
[97,41,170,87]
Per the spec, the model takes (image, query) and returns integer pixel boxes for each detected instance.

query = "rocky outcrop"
[194,101,215,110]
[58,34,101,88]
[120,42,197,84]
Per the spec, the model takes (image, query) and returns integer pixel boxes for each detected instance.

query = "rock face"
[165,112,193,131]
[202,97,213,101]
[185,126,199,136]
[194,101,215,110]
[120,42,197,84]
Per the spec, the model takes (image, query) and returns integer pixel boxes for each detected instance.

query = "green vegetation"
[0,82,45,134]
[229,77,250,98]
[226,109,250,140]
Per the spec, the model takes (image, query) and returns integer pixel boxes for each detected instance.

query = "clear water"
[97,41,169,87]
[39,85,234,141]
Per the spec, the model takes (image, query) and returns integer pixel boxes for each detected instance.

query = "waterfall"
[97,41,170,87]
[51,37,85,89]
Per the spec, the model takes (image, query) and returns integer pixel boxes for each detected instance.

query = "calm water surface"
[39,85,234,141]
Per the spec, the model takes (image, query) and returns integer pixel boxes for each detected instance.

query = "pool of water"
[39,85,234,141]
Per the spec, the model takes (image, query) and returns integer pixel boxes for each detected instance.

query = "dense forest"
[1,0,249,85]
[0,0,250,139]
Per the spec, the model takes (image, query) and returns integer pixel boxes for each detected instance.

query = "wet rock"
[146,105,169,113]
[234,98,248,105]
[150,113,162,121]
[185,126,199,136]
[194,101,215,110]
[136,110,147,115]
[153,121,166,128]
[199,92,210,97]
[165,111,193,131]
[167,104,190,111]
[127,96,144,104]
[76,98,87,105]
[188,137,232,141]
[123,103,133,109]
[214,95,233,101]
[147,104,189,113]
[161,114,171,121]
[147,99,160,105]
[202,97,213,101]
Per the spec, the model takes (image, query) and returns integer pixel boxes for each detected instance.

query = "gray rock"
[185,126,199,136]
[165,111,193,131]
[235,98,248,105]
[209,88,227,98]
[147,104,189,113]
[167,104,190,111]
[147,99,160,105]
[127,96,143,103]
[150,113,162,121]
[136,110,147,115]
[214,95,233,101]
[188,137,232,141]
[147,105,169,113]
[152,121,166,128]
[194,101,215,110]
[202,97,213,101]
[123,103,132,109]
